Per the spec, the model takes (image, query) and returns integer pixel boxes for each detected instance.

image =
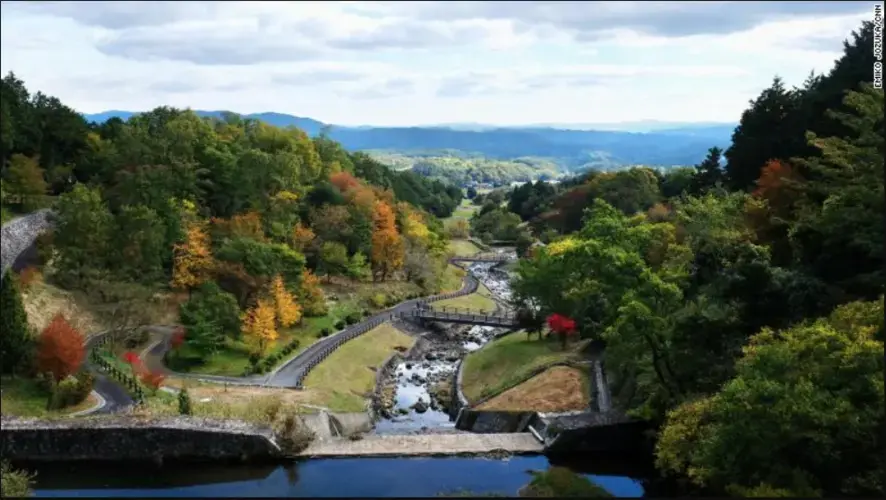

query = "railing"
[88,335,146,404]
[411,307,518,326]
[450,253,512,262]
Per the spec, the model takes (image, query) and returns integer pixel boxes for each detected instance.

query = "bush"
[248,352,261,367]
[0,461,34,498]
[334,320,346,330]
[178,388,192,415]
[319,328,331,338]
[345,312,362,325]
[370,293,387,308]
[49,372,93,410]
[362,309,371,317]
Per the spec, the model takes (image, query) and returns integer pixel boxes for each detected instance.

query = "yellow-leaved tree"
[270,275,302,328]
[171,222,215,292]
[371,200,405,281]
[298,269,327,316]
[241,298,278,356]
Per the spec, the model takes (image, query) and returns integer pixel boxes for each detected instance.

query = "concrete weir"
[299,433,544,458]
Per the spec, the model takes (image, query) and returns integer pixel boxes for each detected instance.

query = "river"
[374,259,515,434]
[25,253,656,497]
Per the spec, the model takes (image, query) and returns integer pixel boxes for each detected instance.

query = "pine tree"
[0,271,32,374]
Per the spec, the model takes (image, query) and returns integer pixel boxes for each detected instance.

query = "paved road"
[82,333,135,414]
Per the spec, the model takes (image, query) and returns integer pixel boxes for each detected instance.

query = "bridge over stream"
[407,307,519,327]
[449,252,513,263]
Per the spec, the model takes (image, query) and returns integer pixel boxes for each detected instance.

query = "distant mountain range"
[82,110,735,171]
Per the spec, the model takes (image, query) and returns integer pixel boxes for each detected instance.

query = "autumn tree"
[370,200,404,281]
[241,298,278,355]
[0,271,32,374]
[171,222,215,292]
[211,210,266,241]
[547,313,577,349]
[298,269,327,316]
[270,275,301,328]
[35,314,85,381]
[291,222,315,252]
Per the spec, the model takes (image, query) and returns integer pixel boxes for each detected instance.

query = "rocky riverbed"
[374,259,515,435]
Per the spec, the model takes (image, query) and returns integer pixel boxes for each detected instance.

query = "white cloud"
[0,1,871,126]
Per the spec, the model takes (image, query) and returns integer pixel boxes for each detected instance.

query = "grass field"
[440,265,467,293]
[461,333,588,403]
[447,239,483,256]
[476,365,590,412]
[302,323,415,411]
[432,282,497,313]
[0,376,99,418]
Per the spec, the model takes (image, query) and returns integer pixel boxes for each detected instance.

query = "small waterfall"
[593,361,612,413]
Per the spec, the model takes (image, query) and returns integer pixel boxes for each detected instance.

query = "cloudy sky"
[0,1,872,126]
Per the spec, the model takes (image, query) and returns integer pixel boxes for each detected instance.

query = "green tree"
[688,147,724,195]
[3,154,47,210]
[656,299,885,497]
[0,271,32,374]
[179,281,241,355]
[52,183,113,285]
[318,241,349,282]
[113,204,167,283]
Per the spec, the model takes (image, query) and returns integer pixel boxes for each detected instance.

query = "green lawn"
[440,264,467,293]
[303,323,415,412]
[461,333,587,403]
[432,282,498,313]
[0,376,97,418]
[447,239,483,256]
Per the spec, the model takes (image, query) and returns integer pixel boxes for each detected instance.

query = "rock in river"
[412,399,429,413]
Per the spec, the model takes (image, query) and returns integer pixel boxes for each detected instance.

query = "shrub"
[248,352,261,367]
[345,312,362,325]
[18,266,42,289]
[320,328,331,338]
[178,388,192,415]
[334,320,346,330]
[0,461,34,498]
[49,373,92,410]
[370,293,387,308]
[362,309,371,318]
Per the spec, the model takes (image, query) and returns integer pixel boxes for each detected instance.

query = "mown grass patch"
[461,333,588,403]
[476,365,590,412]
[439,264,467,294]
[0,376,98,418]
[432,282,497,313]
[446,239,483,256]
[302,322,415,412]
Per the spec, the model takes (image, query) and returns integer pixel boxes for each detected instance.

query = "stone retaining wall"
[0,209,52,280]
[454,409,539,433]
[370,351,403,422]
[0,416,282,463]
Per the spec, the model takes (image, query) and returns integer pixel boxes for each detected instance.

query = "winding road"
[1,208,515,414]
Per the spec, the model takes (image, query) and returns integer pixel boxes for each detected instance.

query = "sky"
[0,1,873,127]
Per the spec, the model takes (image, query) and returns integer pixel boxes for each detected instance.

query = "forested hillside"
[503,21,883,497]
[0,74,463,382]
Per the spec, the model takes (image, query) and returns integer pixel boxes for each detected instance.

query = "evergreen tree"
[725,76,806,192]
[0,271,32,374]
[689,147,724,195]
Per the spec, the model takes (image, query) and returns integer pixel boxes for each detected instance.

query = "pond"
[28,455,650,498]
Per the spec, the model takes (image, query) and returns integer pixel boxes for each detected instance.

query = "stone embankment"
[0,416,283,463]
[0,209,52,278]
[299,432,543,458]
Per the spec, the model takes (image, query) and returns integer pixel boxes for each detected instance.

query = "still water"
[30,456,649,498]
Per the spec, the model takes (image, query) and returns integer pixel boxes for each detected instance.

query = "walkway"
[449,253,513,263]
[298,432,543,457]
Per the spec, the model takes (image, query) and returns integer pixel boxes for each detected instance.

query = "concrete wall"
[0,416,282,463]
[544,420,651,455]
[454,409,538,433]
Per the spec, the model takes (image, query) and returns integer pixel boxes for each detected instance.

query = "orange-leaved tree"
[291,222,316,252]
[371,200,404,281]
[36,313,85,381]
[171,222,215,292]
[211,210,266,241]
[270,275,302,328]
[329,171,362,194]
[298,269,327,316]
[241,298,278,355]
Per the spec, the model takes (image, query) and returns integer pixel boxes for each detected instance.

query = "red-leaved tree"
[122,351,166,391]
[36,313,85,381]
[547,313,577,349]
[170,327,186,350]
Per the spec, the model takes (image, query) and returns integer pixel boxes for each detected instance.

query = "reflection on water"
[29,456,649,498]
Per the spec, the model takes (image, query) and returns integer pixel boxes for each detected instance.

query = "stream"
[374,257,515,435]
